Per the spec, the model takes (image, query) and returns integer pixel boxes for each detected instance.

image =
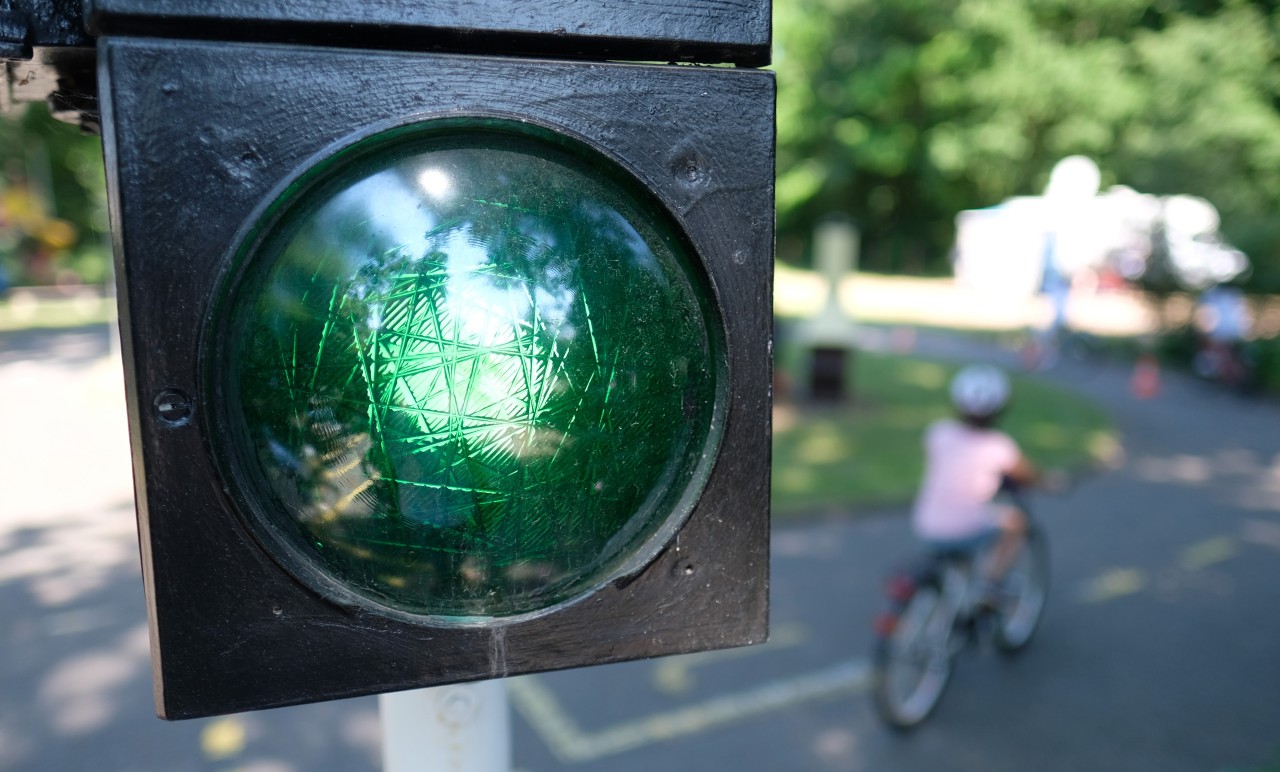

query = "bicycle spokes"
[873,585,957,728]
[993,531,1049,653]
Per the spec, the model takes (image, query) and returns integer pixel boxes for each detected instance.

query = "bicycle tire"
[871,580,956,730]
[993,525,1050,655]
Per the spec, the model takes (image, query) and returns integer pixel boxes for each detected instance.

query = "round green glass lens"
[215,121,720,618]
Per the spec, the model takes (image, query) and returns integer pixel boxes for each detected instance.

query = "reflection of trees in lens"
[233,137,714,617]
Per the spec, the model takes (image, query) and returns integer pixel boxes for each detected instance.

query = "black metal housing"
[0,0,96,129]
[100,36,774,719]
[0,0,89,59]
[87,0,771,66]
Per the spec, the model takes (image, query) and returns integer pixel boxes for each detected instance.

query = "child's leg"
[983,505,1028,582]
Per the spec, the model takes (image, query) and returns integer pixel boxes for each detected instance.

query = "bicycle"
[870,482,1050,731]
[1193,338,1260,395]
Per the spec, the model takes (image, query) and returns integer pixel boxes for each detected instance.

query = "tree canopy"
[7,7,1280,288]
[0,103,108,286]
[775,0,1280,287]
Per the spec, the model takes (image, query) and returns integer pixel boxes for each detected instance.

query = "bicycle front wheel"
[871,581,956,730]
[993,525,1049,654]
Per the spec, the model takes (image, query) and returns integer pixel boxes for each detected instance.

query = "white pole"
[380,680,511,772]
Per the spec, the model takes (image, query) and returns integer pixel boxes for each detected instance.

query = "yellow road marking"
[1078,568,1147,603]
[652,622,808,695]
[509,660,869,764]
[200,716,246,760]
[1179,536,1238,570]
[1076,532,1257,606]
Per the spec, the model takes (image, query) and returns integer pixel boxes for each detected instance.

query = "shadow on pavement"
[0,325,382,772]
[0,325,115,367]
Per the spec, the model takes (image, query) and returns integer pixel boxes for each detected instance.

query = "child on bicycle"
[912,364,1042,592]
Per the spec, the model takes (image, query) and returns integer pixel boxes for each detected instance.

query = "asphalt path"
[2,325,1279,771]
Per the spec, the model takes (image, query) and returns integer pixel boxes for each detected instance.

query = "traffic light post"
[381,680,511,771]
[6,0,776,742]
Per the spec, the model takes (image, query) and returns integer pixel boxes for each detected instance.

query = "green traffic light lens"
[213,119,722,619]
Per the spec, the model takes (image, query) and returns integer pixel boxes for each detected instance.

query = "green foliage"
[0,103,109,286]
[1155,322,1202,365]
[775,0,1280,285]
[1250,336,1280,393]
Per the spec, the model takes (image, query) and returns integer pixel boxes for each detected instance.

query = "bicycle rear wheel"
[871,581,956,730]
[993,525,1049,654]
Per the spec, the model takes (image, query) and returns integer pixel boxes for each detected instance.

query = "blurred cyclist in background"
[911,365,1044,596]
[1195,283,1254,390]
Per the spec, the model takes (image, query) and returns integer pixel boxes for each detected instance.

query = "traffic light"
[13,0,774,719]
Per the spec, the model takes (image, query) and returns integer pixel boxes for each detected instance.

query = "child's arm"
[1010,452,1070,492]
[1008,454,1041,486]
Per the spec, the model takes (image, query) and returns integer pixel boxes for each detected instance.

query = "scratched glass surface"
[221,125,718,617]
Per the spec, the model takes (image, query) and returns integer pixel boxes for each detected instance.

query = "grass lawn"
[0,290,116,332]
[0,287,1118,524]
[772,348,1118,520]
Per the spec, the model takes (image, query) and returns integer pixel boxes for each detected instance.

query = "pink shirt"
[912,419,1020,540]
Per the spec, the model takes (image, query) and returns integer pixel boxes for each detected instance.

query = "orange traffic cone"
[1131,354,1160,399]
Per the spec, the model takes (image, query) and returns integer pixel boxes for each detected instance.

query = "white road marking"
[651,622,809,695]
[509,659,870,763]
[514,519,1280,763]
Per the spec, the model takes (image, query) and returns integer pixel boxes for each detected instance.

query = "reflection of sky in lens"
[226,129,717,617]
[318,170,439,268]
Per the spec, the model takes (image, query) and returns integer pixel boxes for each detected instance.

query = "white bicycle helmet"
[949,364,1011,419]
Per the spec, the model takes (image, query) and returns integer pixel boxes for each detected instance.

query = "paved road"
[2,326,1279,771]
